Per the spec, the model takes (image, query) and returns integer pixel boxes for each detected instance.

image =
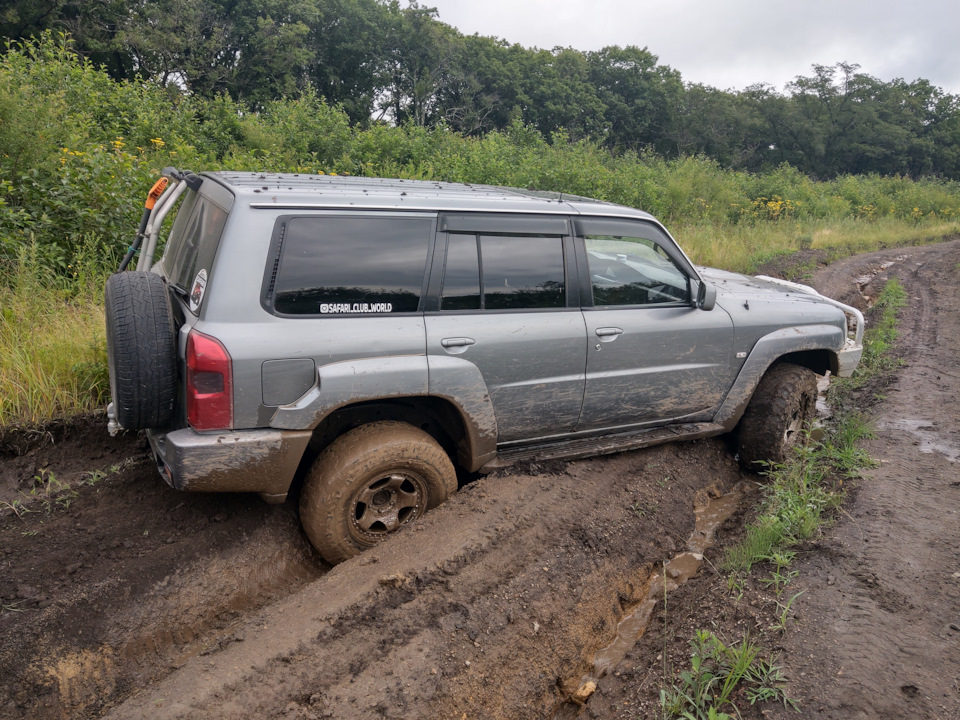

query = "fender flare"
[713,324,844,430]
[269,354,498,472]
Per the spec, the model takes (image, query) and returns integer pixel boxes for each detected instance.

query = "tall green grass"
[0,243,107,428]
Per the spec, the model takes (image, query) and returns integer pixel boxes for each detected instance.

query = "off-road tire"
[300,421,457,564]
[737,362,818,470]
[104,271,178,430]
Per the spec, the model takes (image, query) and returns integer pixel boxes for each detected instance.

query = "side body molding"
[713,324,845,430]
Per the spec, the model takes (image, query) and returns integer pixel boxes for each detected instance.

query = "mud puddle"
[554,484,745,717]
[876,417,959,462]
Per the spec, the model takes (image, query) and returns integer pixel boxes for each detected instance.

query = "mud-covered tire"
[104,271,178,430]
[300,421,458,564]
[737,362,818,471]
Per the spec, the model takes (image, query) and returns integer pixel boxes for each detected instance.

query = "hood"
[697,267,826,305]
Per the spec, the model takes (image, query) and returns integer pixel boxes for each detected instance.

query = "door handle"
[441,337,476,348]
[595,327,623,338]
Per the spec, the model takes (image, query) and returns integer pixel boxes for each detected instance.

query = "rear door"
[425,214,587,443]
[574,217,735,432]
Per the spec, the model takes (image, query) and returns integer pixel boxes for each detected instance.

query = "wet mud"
[555,484,744,719]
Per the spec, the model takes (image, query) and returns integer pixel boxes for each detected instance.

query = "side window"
[481,236,565,310]
[440,233,481,310]
[583,232,690,306]
[164,192,227,296]
[271,216,431,315]
[440,234,566,311]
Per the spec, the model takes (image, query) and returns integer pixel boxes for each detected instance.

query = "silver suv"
[105,170,863,564]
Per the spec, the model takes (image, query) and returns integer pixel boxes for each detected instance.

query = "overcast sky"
[427,0,960,95]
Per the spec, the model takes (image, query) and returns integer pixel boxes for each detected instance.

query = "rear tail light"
[186,330,233,431]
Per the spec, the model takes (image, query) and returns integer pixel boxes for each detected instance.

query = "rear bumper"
[146,426,312,497]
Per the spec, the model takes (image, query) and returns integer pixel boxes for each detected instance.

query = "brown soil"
[1,239,958,720]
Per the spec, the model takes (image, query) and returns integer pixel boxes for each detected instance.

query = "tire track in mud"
[0,462,326,720]
[102,444,745,720]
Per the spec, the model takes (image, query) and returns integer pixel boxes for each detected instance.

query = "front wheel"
[299,421,457,564]
[737,363,818,470]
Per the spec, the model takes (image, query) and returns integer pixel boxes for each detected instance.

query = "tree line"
[3,0,960,179]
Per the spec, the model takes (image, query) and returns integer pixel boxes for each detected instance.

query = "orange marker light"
[145,177,169,209]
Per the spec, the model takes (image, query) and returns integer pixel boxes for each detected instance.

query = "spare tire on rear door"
[105,271,178,430]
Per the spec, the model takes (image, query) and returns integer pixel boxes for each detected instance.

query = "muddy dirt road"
[1,240,958,720]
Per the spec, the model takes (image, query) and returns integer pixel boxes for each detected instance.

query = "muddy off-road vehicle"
[104,169,863,564]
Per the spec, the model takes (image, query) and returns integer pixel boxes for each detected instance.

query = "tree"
[670,84,767,169]
[586,45,682,153]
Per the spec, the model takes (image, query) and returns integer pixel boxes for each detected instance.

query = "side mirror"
[697,281,717,311]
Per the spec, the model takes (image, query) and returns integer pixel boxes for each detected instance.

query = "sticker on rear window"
[189,269,207,313]
[319,302,393,314]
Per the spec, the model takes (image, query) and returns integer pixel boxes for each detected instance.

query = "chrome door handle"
[441,337,476,348]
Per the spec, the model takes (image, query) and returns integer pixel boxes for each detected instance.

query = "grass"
[676,217,959,275]
[842,278,908,385]
[660,630,794,719]
[0,455,132,521]
[25,469,78,514]
[0,243,108,428]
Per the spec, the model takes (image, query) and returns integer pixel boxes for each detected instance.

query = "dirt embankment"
[2,240,958,720]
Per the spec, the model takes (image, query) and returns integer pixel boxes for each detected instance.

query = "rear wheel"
[737,362,818,470]
[104,271,177,430]
[300,421,458,564]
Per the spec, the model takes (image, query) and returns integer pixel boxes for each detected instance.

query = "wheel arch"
[714,325,842,431]
[778,348,835,377]
[306,396,492,475]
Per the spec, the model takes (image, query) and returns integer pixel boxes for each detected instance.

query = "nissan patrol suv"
[105,169,863,564]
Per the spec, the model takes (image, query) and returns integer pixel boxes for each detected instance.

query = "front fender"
[713,324,844,430]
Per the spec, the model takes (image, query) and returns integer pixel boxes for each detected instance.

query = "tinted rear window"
[440,233,566,311]
[270,216,432,315]
[440,233,481,310]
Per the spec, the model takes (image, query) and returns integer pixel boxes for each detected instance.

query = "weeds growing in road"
[722,437,848,574]
[0,457,135,521]
[660,630,794,719]
[841,278,908,388]
[769,591,805,634]
[26,470,78,514]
